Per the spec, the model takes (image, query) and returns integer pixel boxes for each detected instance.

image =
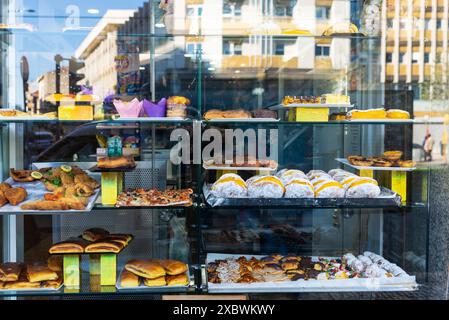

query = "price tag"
[101,172,123,205]
[391,171,407,202]
[295,107,329,122]
[100,254,117,286]
[63,255,80,288]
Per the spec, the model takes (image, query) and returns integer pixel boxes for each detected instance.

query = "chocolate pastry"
[237,274,257,283]
[306,269,321,279]
[347,156,374,167]
[263,263,283,273]
[260,256,278,264]
[299,257,313,268]
[281,255,300,262]
[281,260,299,271]
[207,262,218,273]
[291,273,307,281]
[208,273,220,283]
[251,109,277,119]
[369,157,393,167]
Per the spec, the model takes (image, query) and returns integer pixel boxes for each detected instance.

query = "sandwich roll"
[27,264,59,283]
[125,259,166,279]
[166,273,189,286]
[154,259,188,275]
[49,238,90,254]
[120,269,140,287]
[82,228,110,242]
[85,240,125,253]
[143,276,166,287]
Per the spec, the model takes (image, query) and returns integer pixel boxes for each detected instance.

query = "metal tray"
[0,178,100,214]
[0,283,63,293]
[206,253,418,293]
[115,268,191,292]
[203,185,401,208]
[206,118,280,123]
[336,158,416,171]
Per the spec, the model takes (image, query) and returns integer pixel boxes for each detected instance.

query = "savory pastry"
[120,269,140,287]
[370,157,393,167]
[3,275,41,290]
[84,240,125,253]
[204,109,225,120]
[246,175,285,198]
[143,276,166,287]
[276,169,307,183]
[98,156,135,169]
[346,108,387,120]
[154,260,188,276]
[0,182,11,193]
[116,189,193,207]
[60,171,74,186]
[4,187,27,206]
[74,174,100,189]
[82,228,110,242]
[49,237,90,254]
[0,262,23,282]
[321,94,350,104]
[166,273,189,286]
[222,109,252,119]
[0,191,7,207]
[125,259,166,279]
[42,276,63,289]
[284,178,314,198]
[282,96,321,105]
[398,160,416,168]
[386,109,410,119]
[345,177,381,198]
[314,180,344,198]
[21,200,70,211]
[103,234,133,246]
[26,264,59,283]
[47,255,63,272]
[211,173,247,198]
[383,151,403,161]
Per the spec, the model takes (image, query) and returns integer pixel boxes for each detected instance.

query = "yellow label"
[58,105,93,121]
[391,171,407,202]
[101,172,123,205]
[63,254,80,288]
[359,169,374,178]
[295,107,329,122]
[100,254,117,286]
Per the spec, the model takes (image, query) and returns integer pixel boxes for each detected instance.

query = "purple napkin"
[142,98,167,117]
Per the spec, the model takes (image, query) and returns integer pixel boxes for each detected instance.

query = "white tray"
[115,269,191,292]
[114,117,188,122]
[271,103,353,109]
[206,118,280,123]
[345,119,414,123]
[336,158,416,171]
[0,177,100,214]
[206,253,418,293]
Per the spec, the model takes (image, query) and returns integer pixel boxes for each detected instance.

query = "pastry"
[345,178,381,198]
[383,151,403,161]
[154,260,188,276]
[0,182,11,193]
[282,96,321,105]
[82,228,110,242]
[97,156,135,169]
[4,187,27,205]
[347,156,374,167]
[42,276,63,289]
[386,109,410,119]
[284,178,314,198]
[211,173,247,198]
[251,109,277,119]
[204,109,225,120]
[166,273,189,286]
[0,262,23,282]
[276,169,307,183]
[9,169,34,182]
[143,276,166,287]
[49,237,90,254]
[125,259,166,279]
[120,269,140,287]
[21,200,70,211]
[116,189,193,207]
[167,96,190,105]
[314,180,344,198]
[398,160,416,168]
[321,94,350,104]
[85,240,125,253]
[347,108,387,120]
[26,264,58,283]
[222,109,252,119]
[74,174,100,189]
[370,157,393,167]
[47,255,63,272]
[102,234,133,246]
[3,275,41,289]
[0,191,7,207]
[246,175,285,198]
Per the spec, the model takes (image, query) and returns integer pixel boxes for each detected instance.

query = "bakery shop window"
[315,44,330,57]
[316,6,330,20]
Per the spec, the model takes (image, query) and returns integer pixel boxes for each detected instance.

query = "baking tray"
[336,158,416,171]
[206,253,418,293]
[115,268,191,292]
[203,185,401,208]
[0,178,100,214]
[0,283,63,293]
[206,118,280,123]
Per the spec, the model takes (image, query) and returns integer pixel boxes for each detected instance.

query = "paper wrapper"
[113,98,144,118]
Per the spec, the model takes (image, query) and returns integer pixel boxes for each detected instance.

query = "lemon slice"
[61,165,72,173]
[31,171,43,180]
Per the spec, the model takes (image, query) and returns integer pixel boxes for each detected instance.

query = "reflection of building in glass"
[75,10,136,99]
[0,0,10,106]
[35,67,69,112]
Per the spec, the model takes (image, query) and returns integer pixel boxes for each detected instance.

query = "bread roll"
[125,259,166,279]
[85,240,125,253]
[143,276,166,287]
[166,273,189,286]
[49,237,89,254]
[82,228,110,242]
[42,275,63,289]
[0,262,23,282]
[120,269,140,287]
[155,260,188,275]
[27,264,59,283]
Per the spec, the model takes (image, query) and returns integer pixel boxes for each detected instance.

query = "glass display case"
[0,0,448,300]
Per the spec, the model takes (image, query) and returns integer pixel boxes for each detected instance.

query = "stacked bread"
[49,228,133,254]
[211,169,381,199]
[121,259,189,288]
[0,262,62,290]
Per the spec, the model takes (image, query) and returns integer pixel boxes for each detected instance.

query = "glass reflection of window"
[316,6,330,20]
[399,53,405,63]
[223,2,242,17]
[275,43,285,55]
[186,43,202,55]
[386,53,393,63]
[187,5,203,17]
[223,40,243,55]
[424,53,430,63]
[436,19,441,29]
[315,45,330,56]
[387,19,393,28]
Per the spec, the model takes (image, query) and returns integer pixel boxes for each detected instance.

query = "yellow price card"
[101,172,123,205]
[359,169,374,179]
[295,107,329,122]
[391,171,407,202]
[100,254,117,286]
[63,254,80,288]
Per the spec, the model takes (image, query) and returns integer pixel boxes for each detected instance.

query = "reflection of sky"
[16,0,147,81]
